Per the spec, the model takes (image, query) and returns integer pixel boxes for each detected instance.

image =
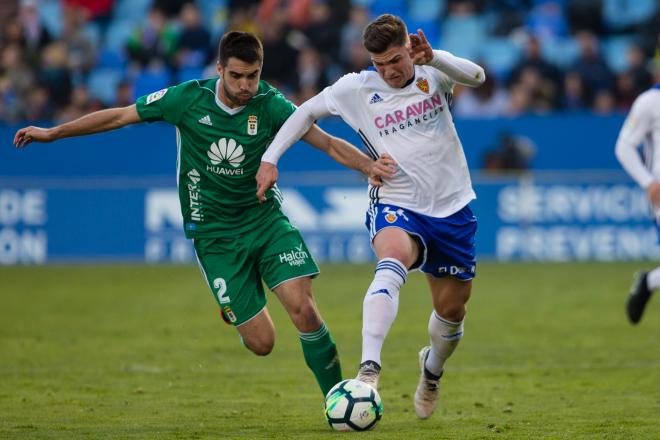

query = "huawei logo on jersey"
[206,138,246,176]
[416,78,429,94]
[208,138,245,167]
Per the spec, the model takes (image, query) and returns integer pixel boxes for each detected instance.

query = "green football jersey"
[135,78,296,238]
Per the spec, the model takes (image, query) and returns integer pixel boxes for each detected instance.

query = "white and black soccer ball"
[324,379,383,431]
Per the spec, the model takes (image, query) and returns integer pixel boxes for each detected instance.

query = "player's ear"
[216,61,223,77]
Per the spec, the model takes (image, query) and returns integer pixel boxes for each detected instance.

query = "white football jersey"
[617,86,660,183]
[320,65,475,218]
[615,85,660,218]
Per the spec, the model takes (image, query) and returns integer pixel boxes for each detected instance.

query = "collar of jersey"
[375,65,419,91]
[214,78,247,115]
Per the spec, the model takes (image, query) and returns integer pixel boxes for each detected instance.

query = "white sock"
[425,311,464,376]
[361,258,407,366]
[646,267,660,290]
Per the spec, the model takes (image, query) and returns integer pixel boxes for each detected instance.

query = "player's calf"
[236,309,276,356]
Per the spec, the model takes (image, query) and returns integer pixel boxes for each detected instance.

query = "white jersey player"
[615,68,660,325]
[256,14,485,418]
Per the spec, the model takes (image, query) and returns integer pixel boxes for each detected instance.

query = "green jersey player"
[13,31,396,397]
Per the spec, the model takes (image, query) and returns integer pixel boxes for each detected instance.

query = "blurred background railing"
[1,0,659,122]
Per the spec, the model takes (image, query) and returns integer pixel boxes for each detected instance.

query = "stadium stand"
[1,0,659,124]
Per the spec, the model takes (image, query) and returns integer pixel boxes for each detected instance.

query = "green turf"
[1,263,659,439]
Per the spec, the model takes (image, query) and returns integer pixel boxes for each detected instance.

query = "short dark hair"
[362,14,408,54]
[217,31,264,66]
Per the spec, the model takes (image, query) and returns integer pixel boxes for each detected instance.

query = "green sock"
[299,322,342,396]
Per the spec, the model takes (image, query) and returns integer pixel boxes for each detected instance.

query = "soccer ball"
[324,379,383,431]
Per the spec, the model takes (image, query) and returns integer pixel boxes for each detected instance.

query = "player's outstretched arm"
[256,93,333,202]
[408,29,485,87]
[255,127,397,202]
[302,124,397,182]
[13,104,141,148]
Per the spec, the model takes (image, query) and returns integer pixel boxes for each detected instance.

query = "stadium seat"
[38,0,63,38]
[408,0,445,21]
[603,0,656,30]
[87,69,123,105]
[480,38,523,80]
[82,22,102,52]
[104,20,134,53]
[440,15,487,61]
[603,36,634,74]
[113,0,153,24]
[197,0,229,35]
[406,18,441,48]
[540,36,580,69]
[369,0,407,18]
[176,67,205,83]
[132,68,171,99]
[95,48,127,70]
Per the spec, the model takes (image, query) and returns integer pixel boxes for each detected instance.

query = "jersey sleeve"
[135,81,192,125]
[428,66,455,94]
[426,50,486,91]
[321,73,362,116]
[267,89,297,129]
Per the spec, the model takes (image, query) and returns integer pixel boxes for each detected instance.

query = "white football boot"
[414,346,442,419]
[356,360,381,390]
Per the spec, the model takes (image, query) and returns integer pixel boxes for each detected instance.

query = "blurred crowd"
[1,0,659,124]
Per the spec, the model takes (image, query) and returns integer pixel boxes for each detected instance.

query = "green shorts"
[193,216,319,326]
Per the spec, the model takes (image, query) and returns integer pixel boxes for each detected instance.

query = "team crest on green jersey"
[247,115,258,136]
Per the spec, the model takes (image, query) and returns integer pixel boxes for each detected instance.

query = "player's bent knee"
[250,344,274,356]
[245,337,275,356]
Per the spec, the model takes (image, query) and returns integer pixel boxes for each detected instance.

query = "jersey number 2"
[213,278,230,304]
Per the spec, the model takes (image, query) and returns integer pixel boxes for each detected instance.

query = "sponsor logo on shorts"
[438,265,475,276]
[279,244,309,267]
[223,305,237,323]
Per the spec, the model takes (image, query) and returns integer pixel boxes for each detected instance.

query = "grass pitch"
[1,262,659,439]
